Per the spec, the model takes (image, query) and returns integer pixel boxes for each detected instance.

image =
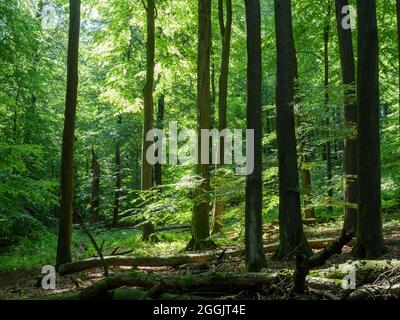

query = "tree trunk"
[12,85,20,144]
[112,115,122,227]
[353,0,384,259]
[56,0,81,268]
[186,0,212,251]
[154,95,164,187]
[244,0,267,272]
[397,0,400,129]
[274,0,311,260]
[90,149,100,223]
[294,49,315,220]
[211,56,216,129]
[324,1,333,214]
[212,0,232,235]
[141,0,156,241]
[335,0,358,234]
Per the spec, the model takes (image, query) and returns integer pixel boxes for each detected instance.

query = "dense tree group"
[1,0,399,276]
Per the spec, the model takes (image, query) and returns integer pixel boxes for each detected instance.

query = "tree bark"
[274,0,311,260]
[186,0,212,250]
[397,0,400,129]
[324,1,334,214]
[56,0,81,269]
[90,148,100,223]
[244,0,267,272]
[154,95,164,187]
[353,0,384,259]
[294,50,315,220]
[112,115,122,227]
[141,0,156,241]
[212,0,232,235]
[335,0,358,234]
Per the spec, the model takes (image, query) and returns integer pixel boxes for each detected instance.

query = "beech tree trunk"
[397,0,400,128]
[335,0,358,234]
[274,0,311,260]
[56,0,81,268]
[212,0,232,235]
[90,149,100,223]
[294,50,315,220]
[353,0,384,259]
[112,115,122,227]
[186,0,212,250]
[244,0,267,272]
[324,1,333,214]
[141,0,156,241]
[154,95,164,187]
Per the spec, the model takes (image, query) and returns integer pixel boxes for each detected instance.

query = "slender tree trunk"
[335,0,358,234]
[397,0,400,128]
[186,0,212,251]
[294,50,315,220]
[12,85,20,144]
[324,1,334,214]
[27,0,44,142]
[154,95,164,187]
[244,0,267,272]
[56,0,81,268]
[274,0,311,260]
[211,56,216,129]
[141,0,156,241]
[112,115,122,228]
[212,0,232,235]
[90,148,100,223]
[353,0,384,259]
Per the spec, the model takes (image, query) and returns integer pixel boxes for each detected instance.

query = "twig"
[77,214,109,277]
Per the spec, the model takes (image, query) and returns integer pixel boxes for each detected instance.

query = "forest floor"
[0,212,399,300]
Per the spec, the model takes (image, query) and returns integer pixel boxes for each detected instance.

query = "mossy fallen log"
[311,260,400,285]
[52,271,282,300]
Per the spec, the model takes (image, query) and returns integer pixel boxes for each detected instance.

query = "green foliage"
[0,0,399,272]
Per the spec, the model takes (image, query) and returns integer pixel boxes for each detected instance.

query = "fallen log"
[311,260,400,285]
[347,283,400,300]
[71,271,282,300]
[58,238,353,276]
[58,254,217,276]
[112,224,191,232]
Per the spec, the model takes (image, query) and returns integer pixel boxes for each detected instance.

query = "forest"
[0,0,399,303]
